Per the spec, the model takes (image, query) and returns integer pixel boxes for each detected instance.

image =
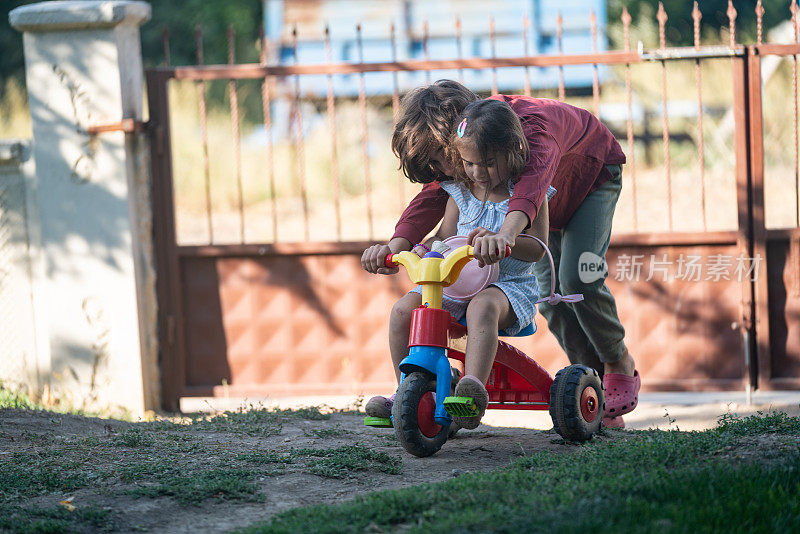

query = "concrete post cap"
[10,1,151,32]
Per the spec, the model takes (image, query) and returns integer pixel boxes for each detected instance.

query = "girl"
[363,99,549,429]
[363,80,639,428]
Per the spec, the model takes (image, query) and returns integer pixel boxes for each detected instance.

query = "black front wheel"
[549,364,604,442]
[392,372,450,457]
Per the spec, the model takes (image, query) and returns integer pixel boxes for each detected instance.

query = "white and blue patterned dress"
[410,180,548,336]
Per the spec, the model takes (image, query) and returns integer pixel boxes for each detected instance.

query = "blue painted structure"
[263,0,608,97]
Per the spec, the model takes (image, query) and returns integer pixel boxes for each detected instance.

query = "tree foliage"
[0,0,262,98]
[608,0,796,46]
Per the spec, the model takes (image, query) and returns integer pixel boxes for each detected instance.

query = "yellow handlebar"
[387,245,475,287]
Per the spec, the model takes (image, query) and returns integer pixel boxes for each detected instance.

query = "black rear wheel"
[549,364,604,442]
[392,372,449,457]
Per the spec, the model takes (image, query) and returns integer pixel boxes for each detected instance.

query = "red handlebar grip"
[384,253,397,267]
[505,245,512,256]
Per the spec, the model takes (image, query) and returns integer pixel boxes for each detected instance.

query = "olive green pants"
[533,165,627,376]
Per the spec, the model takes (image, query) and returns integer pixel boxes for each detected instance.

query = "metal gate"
[146,7,800,410]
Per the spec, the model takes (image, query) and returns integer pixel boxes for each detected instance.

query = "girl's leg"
[388,292,422,383]
[451,287,514,429]
[463,287,515,383]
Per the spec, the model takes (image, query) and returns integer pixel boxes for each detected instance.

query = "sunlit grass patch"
[241,413,800,534]
[716,410,800,436]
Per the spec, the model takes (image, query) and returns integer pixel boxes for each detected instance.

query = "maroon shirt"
[392,95,626,243]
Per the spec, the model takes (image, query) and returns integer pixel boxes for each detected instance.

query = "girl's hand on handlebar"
[467,228,514,268]
[361,243,399,275]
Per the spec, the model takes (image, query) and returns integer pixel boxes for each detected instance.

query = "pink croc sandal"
[603,370,640,417]
[603,415,625,429]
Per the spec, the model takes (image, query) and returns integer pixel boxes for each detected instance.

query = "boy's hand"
[361,243,399,275]
[467,228,514,267]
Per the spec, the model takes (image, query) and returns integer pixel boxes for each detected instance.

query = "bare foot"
[604,349,635,376]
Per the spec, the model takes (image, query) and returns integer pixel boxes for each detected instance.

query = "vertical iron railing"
[792,1,800,227]
[657,2,672,231]
[556,13,565,100]
[590,10,600,116]
[291,26,310,241]
[195,26,213,243]
[356,23,374,239]
[227,25,245,243]
[621,7,637,231]
[522,14,532,97]
[324,25,342,241]
[692,3,707,231]
[259,27,278,242]
[490,17,498,95]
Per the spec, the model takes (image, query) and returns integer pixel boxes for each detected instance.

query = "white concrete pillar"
[9,1,157,414]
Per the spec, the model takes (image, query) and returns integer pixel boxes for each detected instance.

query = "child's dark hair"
[453,99,530,187]
[392,80,479,183]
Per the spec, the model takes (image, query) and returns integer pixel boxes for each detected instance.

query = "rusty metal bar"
[86,119,145,135]
[622,7,637,232]
[391,21,404,212]
[522,14,531,97]
[455,16,464,84]
[755,43,800,55]
[557,13,565,100]
[228,25,245,243]
[590,10,600,116]
[164,52,644,80]
[757,0,765,46]
[423,20,431,84]
[177,231,743,258]
[490,17,498,95]
[641,46,746,61]
[324,25,342,241]
[161,26,170,66]
[693,3,707,231]
[728,1,737,50]
[658,3,672,231]
[746,47,770,392]
[260,28,277,243]
[195,26,213,244]
[291,26,310,242]
[793,2,799,228]
[179,240,380,258]
[357,23,374,239]
[732,49,756,390]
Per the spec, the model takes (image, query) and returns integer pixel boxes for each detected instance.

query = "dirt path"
[0,407,603,532]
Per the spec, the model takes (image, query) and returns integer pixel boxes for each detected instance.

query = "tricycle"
[365,242,604,457]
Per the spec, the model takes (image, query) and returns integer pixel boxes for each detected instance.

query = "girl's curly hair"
[391,80,479,183]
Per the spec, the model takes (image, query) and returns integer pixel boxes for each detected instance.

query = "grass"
[292,445,402,479]
[0,504,115,534]
[240,412,800,534]
[303,423,354,438]
[0,402,394,512]
[0,384,44,410]
[2,405,799,532]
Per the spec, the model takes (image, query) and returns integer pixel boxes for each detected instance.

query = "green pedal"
[364,416,393,428]
[443,396,479,417]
